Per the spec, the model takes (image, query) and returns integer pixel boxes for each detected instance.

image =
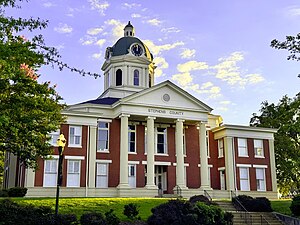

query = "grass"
[13,197,168,220]
[271,199,292,216]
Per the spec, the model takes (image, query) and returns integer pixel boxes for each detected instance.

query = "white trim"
[142,161,171,166]
[65,156,85,160]
[128,161,140,165]
[198,164,213,168]
[173,163,189,167]
[97,119,112,123]
[45,155,59,159]
[218,167,225,171]
[95,159,112,164]
[236,164,252,168]
[253,164,268,168]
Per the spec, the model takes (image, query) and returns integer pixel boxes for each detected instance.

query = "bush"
[189,195,211,205]
[80,212,107,225]
[233,195,272,212]
[124,203,140,220]
[147,199,232,225]
[105,209,120,225]
[7,187,28,197]
[0,189,8,197]
[290,195,300,216]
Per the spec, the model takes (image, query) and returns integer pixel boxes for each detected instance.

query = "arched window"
[134,70,139,86]
[116,69,122,86]
[149,74,152,87]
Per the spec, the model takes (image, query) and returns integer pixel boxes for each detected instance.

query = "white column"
[24,168,35,187]
[268,139,278,192]
[118,114,130,188]
[175,119,186,189]
[224,137,235,191]
[88,125,97,188]
[146,117,157,189]
[199,122,210,190]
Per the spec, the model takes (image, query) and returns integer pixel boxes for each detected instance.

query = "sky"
[5,0,300,125]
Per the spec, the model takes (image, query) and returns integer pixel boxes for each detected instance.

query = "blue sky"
[6,0,300,125]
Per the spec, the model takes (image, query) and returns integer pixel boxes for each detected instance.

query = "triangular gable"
[118,80,213,112]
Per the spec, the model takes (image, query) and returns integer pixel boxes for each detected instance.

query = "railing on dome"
[231,190,252,225]
[204,190,212,202]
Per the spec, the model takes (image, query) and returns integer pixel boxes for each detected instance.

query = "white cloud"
[43,2,56,7]
[147,18,162,26]
[87,27,103,35]
[122,3,141,9]
[177,61,208,73]
[161,27,180,33]
[219,100,231,105]
[104,19,125,42]
[54,23,73,34]
[88,0,109,16]
[131,13,141,18]
[153,57,169,78]
[285,6,300,17]
[180,48,196,59]
[92,53,102,59]
[143,40,184,56]
[172,73,193,87]
[95,39,106,47]
[79,35,96,45]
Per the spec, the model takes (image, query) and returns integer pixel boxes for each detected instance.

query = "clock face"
[131,43,143,56]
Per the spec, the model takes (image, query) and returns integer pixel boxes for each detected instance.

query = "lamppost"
[55,133,66,217]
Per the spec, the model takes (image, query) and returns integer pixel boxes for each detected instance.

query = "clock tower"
[100,21,156,99]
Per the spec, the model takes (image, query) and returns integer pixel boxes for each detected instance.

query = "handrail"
[175,185,182,199]
[231,191,252,225]
[273,212,300,225]
[204,190,212,202]
[260,215,270,225]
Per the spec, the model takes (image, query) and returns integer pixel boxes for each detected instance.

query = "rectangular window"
[254,139,264,157]
[96,163,108,188]
[97,122,109,152]
[69,126,82,147]
[43,159,57,187]
[238,138,248,157]
[128,164,136,188]
[256,168,266,191]
[128,125,136,153]
[67,160,80,187]
[156,127,167,154]
[218,139,224,157]
[49,130,60,146]
[239,167,250,191]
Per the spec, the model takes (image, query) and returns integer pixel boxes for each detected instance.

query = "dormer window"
[134,70,139,86]
[116,69,122,86]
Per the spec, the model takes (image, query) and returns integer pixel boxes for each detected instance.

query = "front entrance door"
[220,170,226,190]
[154,166,167,193]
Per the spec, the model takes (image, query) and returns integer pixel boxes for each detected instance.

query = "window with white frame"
[128,125,136,153]
[69,126,82,147]
[156,127,167,154]
[43,159,57,187]
[239,167,250,191]
[49,130,60,146]
[254,139,264,157]
[67,160,80,187]
[128,164,136,188]
[218,139,224,157]
[238,138,248,157]
[97,122,109,152]
[133,69,139,86]
[96,163,108,188]
[256,168,266,191]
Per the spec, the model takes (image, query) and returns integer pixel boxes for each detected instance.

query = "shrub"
[290,195,300,216]
[105,209,120,225]
[124,203,140,220]
[80,212,107,225]
[233,195,272,212]
[7,187,28,197]
[0,189,8,197]
[189,195,211,205]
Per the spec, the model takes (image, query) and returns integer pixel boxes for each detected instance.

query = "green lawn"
[271,199,292,216]
[13,197,169,220]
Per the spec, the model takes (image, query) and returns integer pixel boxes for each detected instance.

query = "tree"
[0,0,98,169]
[250,93,300,195]
[271,34,300,78]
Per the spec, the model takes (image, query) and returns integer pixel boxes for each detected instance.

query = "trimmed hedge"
[290,195,300,216]
[0,187,28,197]
[189,195,211,205]
[232,195,272,212]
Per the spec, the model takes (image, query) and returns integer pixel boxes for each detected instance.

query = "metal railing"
[231,190,252,225]
[204,190,212,202]
[175,185,182,199]
[260,215,270,225]
[273,212,300,225]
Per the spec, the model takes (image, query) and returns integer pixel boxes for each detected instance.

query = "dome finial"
[124,21,135,37]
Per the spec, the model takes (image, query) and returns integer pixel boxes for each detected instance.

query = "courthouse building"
[4,22,278,198]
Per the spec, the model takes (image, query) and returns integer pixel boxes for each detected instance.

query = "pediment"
[119,80,212,113]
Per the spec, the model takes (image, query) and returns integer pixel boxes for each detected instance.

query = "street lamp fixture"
[55,133,66,217]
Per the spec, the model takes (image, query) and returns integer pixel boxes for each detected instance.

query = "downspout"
[85,126,90,197]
